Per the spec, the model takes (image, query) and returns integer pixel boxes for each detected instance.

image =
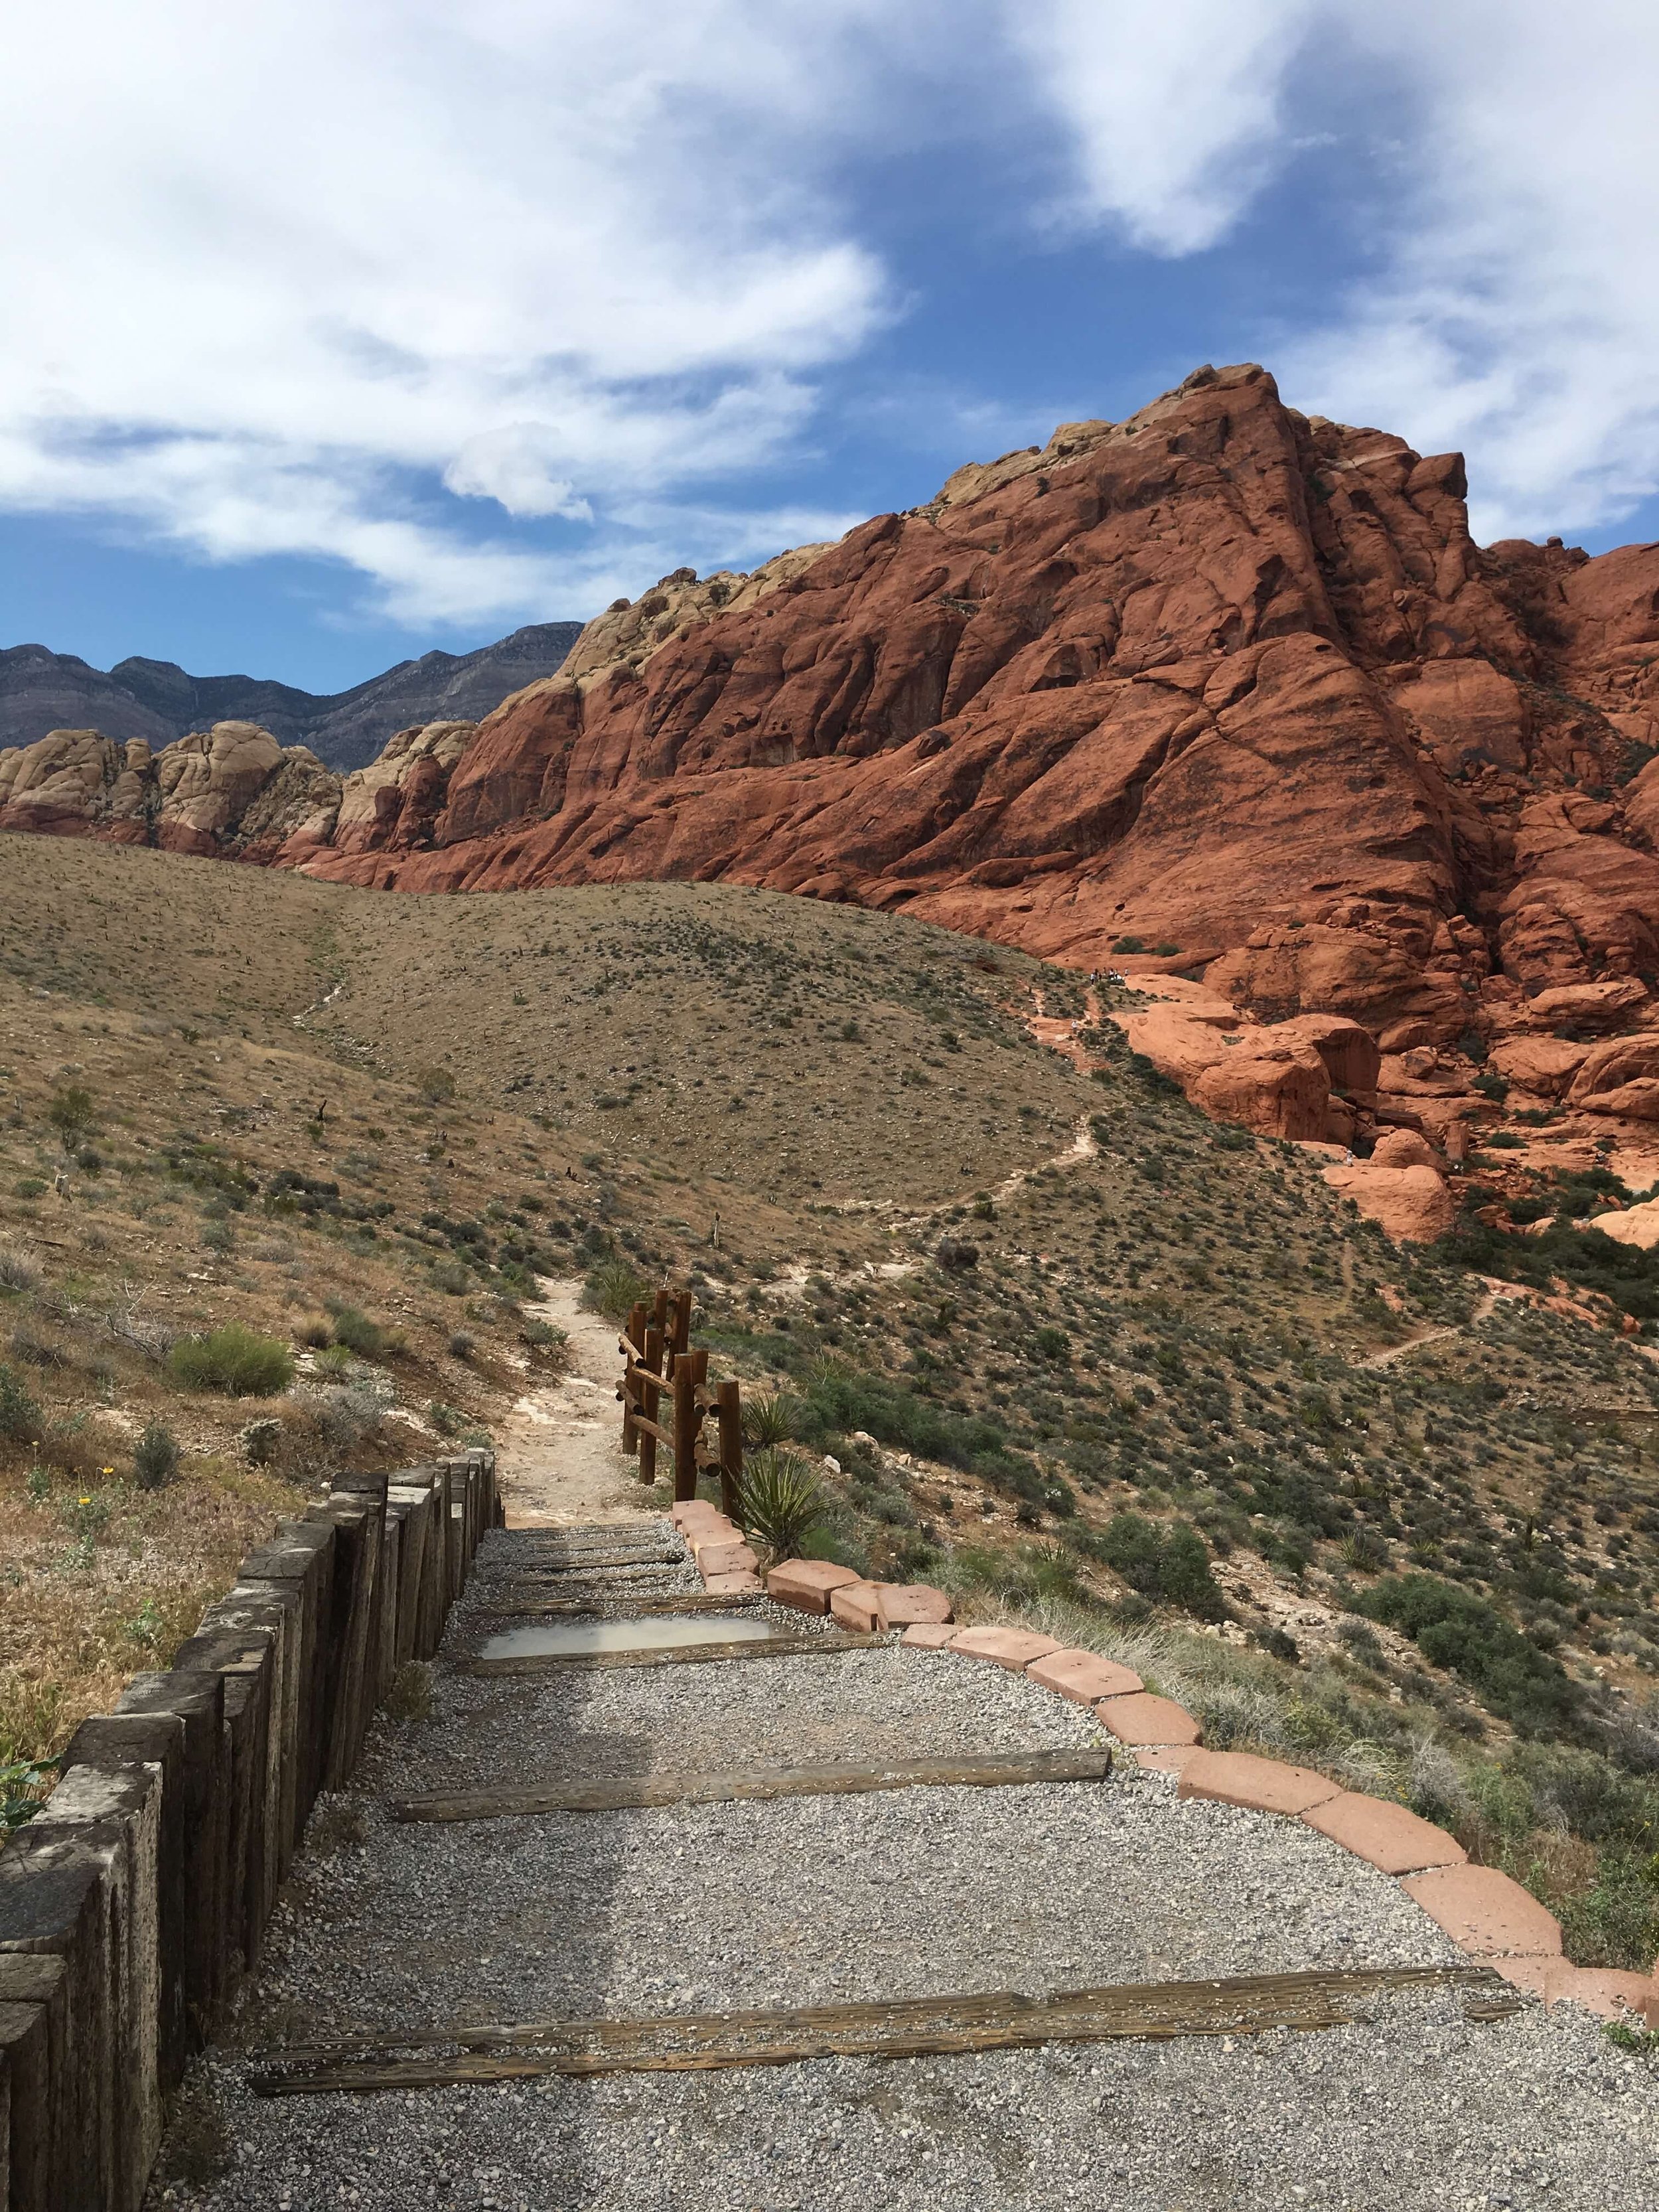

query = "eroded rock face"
[11,360,1659,1197]
[0,720,343,860]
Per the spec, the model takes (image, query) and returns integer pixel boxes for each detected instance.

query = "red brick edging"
[671,1514,1659,2035]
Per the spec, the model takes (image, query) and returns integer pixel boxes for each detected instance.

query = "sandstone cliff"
[7,361,1659,1212]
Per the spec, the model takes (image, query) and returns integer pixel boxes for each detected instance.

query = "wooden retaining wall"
[0,1448,500,2212]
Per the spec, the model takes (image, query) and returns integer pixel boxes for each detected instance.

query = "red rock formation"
[9,360,1659,1207]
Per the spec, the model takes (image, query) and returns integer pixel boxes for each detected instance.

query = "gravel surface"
[146,1527,1659,2211]
[165,1999,1658,2212]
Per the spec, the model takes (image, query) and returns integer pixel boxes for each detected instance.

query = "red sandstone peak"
[8,362,1659,1207]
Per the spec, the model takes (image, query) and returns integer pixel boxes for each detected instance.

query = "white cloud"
[1006,0,1659,541]
[1007,0,1323,254]
[8,0,1659,636]
[0,0,924,624]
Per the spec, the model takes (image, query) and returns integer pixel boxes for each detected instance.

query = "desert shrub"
[583,1257,646,1321]
[0,1363,41,1443]
[0,1248,41,1295]
[239,1418,281,1469]
[1087,1512,1228,1621]
[1356,1574,1579,1735]
[384,1661,433,1724]
[448,1331,475,1361]
[741,1390,802,1447]
[427,1400,465,1438]
[417,1069,456,1105]
[429,1259,470,1295]
[520,1318,566,1355]
[307,1382,384,1453]
[45,1085,95,1145]
[133,1420,182,1490]
[329,1306,389,1359]
[295,1313,332,1349]
[737,1447,827,1564]
[169,1325,294,1398]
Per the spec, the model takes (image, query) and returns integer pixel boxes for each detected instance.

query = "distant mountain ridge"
[0,621,585,772]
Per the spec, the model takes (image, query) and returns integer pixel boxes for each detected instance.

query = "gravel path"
[147,1526,1659,2211]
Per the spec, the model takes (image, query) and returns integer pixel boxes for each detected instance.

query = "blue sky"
[3,1,1658,696]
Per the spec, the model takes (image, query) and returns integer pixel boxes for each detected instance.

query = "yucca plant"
[741,1389,802,1448]
[583,1257,647,1322]
[737,1446,826,1566]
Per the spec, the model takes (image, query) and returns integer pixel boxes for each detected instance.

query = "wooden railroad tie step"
[388,1747,1114,1822]
[478,1591,766,1622]
[506,1556,683,1574]
[463,1632,882,1676]
[248,1965,1516,2095]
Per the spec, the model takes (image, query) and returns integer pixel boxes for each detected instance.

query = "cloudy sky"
[3,0,1657,690]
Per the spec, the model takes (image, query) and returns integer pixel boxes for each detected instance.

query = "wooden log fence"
[0,1449,500,2212]
[617,1284,743,1515]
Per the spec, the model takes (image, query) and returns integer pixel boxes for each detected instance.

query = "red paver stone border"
[1546,1966,1659,2025]
[1093,1693,1201,1747]
[672,1503,728,1532]
[693,1539,758,1579]
[1178,1751,1341,1818]
[1132,1745,1202,1775]
[764,1559,862,1614]
[873,1584,952,1630]
[1401,1866,1563,1958]
[948,1627,1062,1672]
[901,1621,958,1649]
[829,1581,884,1633]
[1300,1793,1465,1876]
[688,1520,742,1556]
[702,1570,764,1596]
[1026,1649,1144,1704]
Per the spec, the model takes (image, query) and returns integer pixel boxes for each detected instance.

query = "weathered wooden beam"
[462,1631,882,1677]
[389,1747,1114,1822]
[248,1965,1510,2095]
[476,1591,765,1621]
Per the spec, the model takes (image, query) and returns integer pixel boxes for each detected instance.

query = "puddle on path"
[478,1613,776,1659]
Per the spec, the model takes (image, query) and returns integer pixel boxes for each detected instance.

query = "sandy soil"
[494,1276,657,1529]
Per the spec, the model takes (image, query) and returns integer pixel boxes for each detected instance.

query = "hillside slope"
[3,834,1658,1966]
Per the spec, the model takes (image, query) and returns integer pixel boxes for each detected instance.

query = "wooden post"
[672,1283,692,1359]
[652,1285,669,1339]
[638,1325,663,1486]
[622,1302,646,1456]
[672,1356,697,1502]
[717,1378,743,1522]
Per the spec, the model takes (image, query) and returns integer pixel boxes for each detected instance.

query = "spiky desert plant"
[133,1421,182,1491]
[741,1388,802,1448]
[737,1446,826,1564]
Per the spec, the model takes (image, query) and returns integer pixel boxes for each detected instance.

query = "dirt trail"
[493,1276,656,1528]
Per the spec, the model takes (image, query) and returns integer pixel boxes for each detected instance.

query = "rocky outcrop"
[1323,1129,1457,1244]
[0,720,346,860]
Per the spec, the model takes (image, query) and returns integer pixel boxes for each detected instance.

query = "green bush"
[45,1085,95,1145]
[330,1306,387,1358]
[1356,1574,1579,1734]
[0,1363,40,1443]
[1088,1512,1228,1621]
[133,1421,182,1490]
[583,1258,647,1321]
[168,1325,294,1398]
